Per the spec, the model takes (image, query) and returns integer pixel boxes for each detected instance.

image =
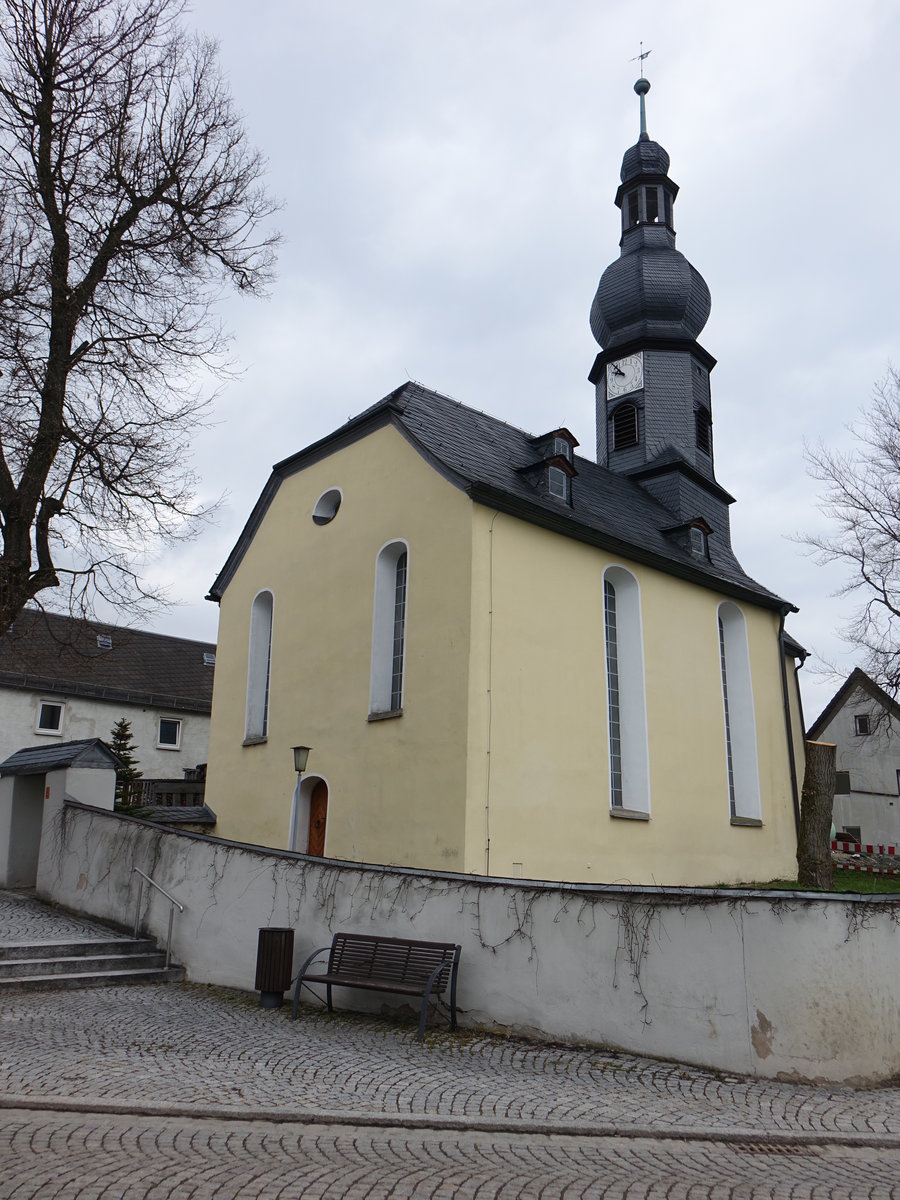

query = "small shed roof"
[0,738,123,776]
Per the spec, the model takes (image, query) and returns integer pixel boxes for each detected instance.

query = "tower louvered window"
[695,408,711,454]
[612,404,639,450]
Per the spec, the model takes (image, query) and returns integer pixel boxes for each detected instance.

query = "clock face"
[606,353,644,400]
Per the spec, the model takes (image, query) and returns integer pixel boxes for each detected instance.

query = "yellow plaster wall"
[462,508,799,886]
[205,424,474,869]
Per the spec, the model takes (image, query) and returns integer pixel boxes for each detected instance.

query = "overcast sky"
[143,0,900,725]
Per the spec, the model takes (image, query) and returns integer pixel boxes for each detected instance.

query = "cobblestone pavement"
[2,1110,899,1199]
[3,891,900,1197]
[0,888,121,942]
[4,982,900,1140]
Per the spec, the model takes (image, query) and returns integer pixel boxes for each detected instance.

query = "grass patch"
[753,872,900,895]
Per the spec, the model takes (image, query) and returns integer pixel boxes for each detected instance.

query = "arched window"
[603,567,650,814]
[370,541,409,715]
[717,602,761,820]
[245,590,274,741]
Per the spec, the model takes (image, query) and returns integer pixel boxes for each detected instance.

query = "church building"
[204,78,806,886]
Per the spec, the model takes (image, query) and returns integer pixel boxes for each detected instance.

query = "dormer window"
[522,429,578,503]
[690,526,708,557]
[548,465,569,502]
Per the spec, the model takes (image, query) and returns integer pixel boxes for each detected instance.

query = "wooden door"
[307,780,328,857]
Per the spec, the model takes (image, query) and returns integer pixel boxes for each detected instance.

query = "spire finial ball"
[634,77,650,97]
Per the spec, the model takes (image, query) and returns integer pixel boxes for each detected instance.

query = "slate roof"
[0,738,123,776]
[806,668,900,740]
[131,804,217,827]
[0,610,216,714]
[208,381,793,615]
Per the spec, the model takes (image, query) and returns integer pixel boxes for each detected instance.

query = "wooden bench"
[291,932,461,1040]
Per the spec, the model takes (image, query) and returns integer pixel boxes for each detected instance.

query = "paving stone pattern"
[3,982,900,1138]
[2,1111,899,1200]
[3,891,900,1198]
[0,889,121,943]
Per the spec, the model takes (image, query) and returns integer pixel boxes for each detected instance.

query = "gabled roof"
[0,738,124,776]
[208,381,793,612]
[806,668,900,739]
[0,610,216,714]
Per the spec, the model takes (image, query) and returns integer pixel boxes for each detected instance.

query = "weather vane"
[630,42,652,79]
[630,43,652,136]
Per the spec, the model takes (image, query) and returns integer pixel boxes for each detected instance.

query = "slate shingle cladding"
[208,381,791,613]
[0,737,123,776]
[0,610,215,714]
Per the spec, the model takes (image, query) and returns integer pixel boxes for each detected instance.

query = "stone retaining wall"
[41,801,900,1085]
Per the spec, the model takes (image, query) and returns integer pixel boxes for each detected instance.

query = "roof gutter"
[467,482,796,614]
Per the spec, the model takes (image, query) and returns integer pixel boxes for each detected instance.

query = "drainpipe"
[778,607,803,838]
[484,512,500,876]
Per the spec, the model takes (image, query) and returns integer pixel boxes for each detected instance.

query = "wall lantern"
[292,745,311,774]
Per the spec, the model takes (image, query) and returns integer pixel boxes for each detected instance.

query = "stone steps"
[0,935,184,990]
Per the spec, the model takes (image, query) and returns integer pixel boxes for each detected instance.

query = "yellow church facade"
[204,77,806,887]
[205,397,804,887]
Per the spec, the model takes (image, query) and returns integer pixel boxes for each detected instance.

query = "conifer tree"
[109,717,142,803]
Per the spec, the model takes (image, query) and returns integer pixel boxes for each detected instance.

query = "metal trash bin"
[255,927,295,1009]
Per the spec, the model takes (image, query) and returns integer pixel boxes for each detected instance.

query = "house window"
[626,190,639,228]
[36,701,64,735]
[370,541,409,716]
[553,437,572,462]
[835,770,851,794]
[718,603,761,820]
[96,633,113,649]
[612,404,639,450]
[548,465,569,501]
[157,718,182,750]
[245,590,274,742]
[603,567,650,814]
[854,714,871,736]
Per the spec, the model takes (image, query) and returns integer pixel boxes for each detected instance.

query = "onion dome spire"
[589,75,711,351]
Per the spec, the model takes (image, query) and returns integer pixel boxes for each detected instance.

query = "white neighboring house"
[0,609,215,779]
[807,668,900,847]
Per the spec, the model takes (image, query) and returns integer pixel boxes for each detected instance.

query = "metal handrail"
[132,867,184,969]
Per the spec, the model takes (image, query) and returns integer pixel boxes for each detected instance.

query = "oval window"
[312,488,342,525]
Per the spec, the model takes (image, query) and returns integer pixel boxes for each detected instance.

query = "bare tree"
[0,0,278,630]
[805,368,900,697]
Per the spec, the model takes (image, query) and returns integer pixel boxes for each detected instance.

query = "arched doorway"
[290,775,328,856]
[307,779,328,857]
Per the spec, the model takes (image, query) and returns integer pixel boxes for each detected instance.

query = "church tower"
[589,75,736,552]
